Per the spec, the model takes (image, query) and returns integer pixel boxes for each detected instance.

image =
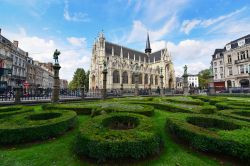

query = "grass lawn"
[0,96,248,165]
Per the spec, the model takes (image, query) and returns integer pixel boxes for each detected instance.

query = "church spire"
[145,32,152,54]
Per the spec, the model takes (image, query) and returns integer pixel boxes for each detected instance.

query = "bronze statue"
[53,49,60,64]
[184,65,187,75]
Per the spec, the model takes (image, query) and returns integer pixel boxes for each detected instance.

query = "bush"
[0,106,34,119]
[44,102,154,117]
[199,104,217,114]
[162,97,205,105]
[0,110,77,145]
[219,109,250,122]
[166,114,250,161]
[75,113,163,162]
[215,102,250,110]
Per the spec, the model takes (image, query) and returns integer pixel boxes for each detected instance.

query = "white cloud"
[127,16,177,43]
[181,19,201,34]
[3,28,91,81]
[67,37,86,47]
[64,0,89,22]
[181,7,247,34]
[132,0,189,23]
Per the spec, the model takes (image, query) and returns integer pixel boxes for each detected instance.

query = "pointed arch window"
[113,70,120,83]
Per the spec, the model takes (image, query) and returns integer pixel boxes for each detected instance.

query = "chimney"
[0,28,1,35]
[13,40,19,47]
[26,52,29,56]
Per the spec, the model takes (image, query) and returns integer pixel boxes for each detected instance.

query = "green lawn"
[0,96,248,165]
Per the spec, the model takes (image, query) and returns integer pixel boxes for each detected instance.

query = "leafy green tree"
[69,68,88,90]
[198,69,210,89]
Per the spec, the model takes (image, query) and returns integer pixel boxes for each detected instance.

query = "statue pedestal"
[160,75,164,96]
[80,87,85,100]
[102,69,107,99]
[208,76,215,95]
[183,74,189,96]
[51,64,61,103]
[14,86,22,104]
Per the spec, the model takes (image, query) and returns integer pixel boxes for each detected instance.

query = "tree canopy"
[198,69,210,89]
[68,68,89,90]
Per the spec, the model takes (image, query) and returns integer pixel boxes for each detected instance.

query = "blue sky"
[1,0,250,80]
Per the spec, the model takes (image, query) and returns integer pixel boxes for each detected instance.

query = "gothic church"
[89,32,176,90]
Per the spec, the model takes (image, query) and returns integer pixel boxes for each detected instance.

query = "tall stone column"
[102,69,108,99]
[14,86,21,104]
[80,87,85,100]
[134,72,139,96]
[160,75,164,96]
[183,65,189,96]
[51,64,61,103]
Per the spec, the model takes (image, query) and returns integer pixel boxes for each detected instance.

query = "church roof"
[149,50,162,62]
[105,41,149,61]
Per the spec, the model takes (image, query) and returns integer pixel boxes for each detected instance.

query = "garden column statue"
[102,60,108,99]
[183,65,189,96]
[51,49,61,103]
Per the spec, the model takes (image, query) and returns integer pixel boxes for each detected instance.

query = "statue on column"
[53,49,61,64]
[184,65,187,75]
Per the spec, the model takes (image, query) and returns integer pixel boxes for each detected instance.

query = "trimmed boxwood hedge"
[75,112,163,162]
[215,102,250,110]
[166,114,250,161]
[0,110,77,145]
[219,109,250,122]
[0,106,34,119]
[44,102,154,117]
[160,97,205,105]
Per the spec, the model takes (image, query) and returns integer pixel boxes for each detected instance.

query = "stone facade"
[89,32,176,90]
[211,34,250,88]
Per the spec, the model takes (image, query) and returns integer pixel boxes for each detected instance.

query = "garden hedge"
[160,97,205,105]
[215,102,250,110]
[0,110,77,145]
[44,102,154,117]
[75,112,163,162]
[219,109,250,122]
[166,114,250,161]
[0,106,34,118]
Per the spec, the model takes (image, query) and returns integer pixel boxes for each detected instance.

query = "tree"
[198,69,210,89]
[69,68,88,90]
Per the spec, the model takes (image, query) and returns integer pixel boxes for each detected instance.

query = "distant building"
[188,74,199,88]
[60,79,68,89]
[211,34,250,88]
[175,75,199,89]
[89,32,176,90]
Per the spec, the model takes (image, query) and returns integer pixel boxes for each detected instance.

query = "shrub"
[219,109,250,122]
[215,102,250,110]
[166,114,250,161]
[162,97,204,105]
[75,113,163,162]
[199,104,217,114]
[0,106,34,119]
[0,110,77,145]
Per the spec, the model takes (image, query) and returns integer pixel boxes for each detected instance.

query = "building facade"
[89,32,176,90]
[211,34,250,88]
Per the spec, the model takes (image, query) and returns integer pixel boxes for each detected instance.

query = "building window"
[220,67,223,72]
[228,67,232,76]
[219,60,222,65]
[240,65,244,74]
[139,73,142,84]
[214,62,217,66]
[246,65,249,73]
[113,70,120,83]
[228,55,232,63]
[214,68,217,73]
[155,76,158,85]
[215,74,217,79]
[220,73,223,78]
[144,74,148,84]
[150,75,153,85]
[240,51,246,59]
[122,71,128,84]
